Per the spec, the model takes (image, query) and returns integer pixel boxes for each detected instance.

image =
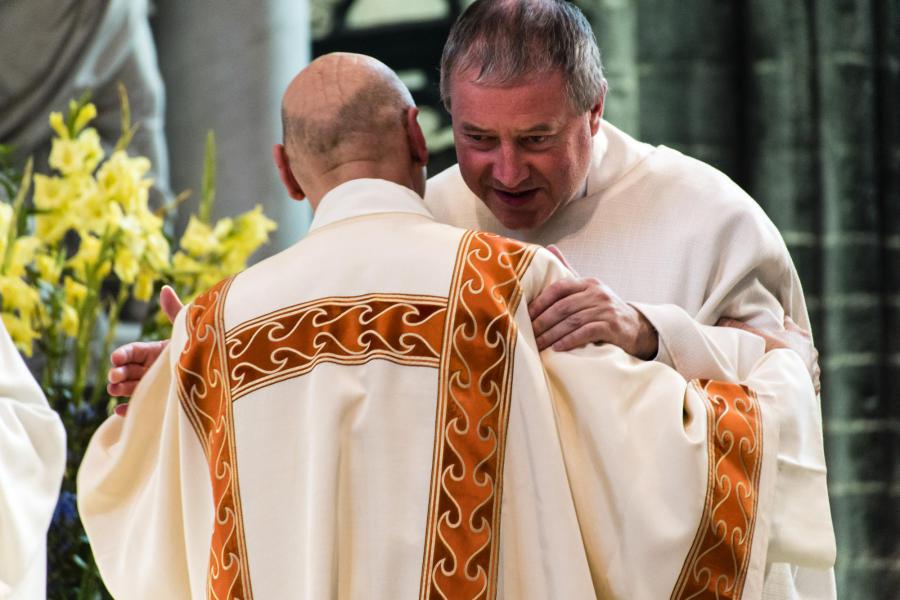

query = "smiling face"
[449,69,602,230]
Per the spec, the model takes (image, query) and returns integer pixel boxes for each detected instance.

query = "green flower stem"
[72,231,115,406]
[89,285,128,409]
[2,158,32,273]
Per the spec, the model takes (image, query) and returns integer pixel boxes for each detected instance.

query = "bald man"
[78,54,832,599]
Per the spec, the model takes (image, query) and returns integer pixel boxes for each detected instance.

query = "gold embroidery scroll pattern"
[420,231,536,600]
[176,276,253,600]
[223,294,448,400]
[671,380,764,600]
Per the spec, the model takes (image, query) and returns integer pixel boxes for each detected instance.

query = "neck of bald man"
[303,155,421,211]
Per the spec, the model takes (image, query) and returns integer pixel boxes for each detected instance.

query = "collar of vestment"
[310,178,433,232]
[583,119,655,199]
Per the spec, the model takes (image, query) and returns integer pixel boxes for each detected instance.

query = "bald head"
[281,53,416,173]
[275,53,427,205]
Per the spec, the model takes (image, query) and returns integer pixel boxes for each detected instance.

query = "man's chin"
[483,195,541,230]
[492,206,540,230]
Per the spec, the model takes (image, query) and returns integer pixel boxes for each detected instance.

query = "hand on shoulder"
[528,245,659,359]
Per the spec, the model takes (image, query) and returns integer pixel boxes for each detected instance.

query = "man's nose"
[492,143,529,189]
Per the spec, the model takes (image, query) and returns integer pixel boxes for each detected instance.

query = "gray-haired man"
[425,1,833,597]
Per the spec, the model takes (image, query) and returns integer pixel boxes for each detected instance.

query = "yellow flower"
[49,111,69,139]
[67,173,99,202]
[75,128,104,173]
[73,103,97,134]
[48,127,103,176]
[67,235,103,280]
[180,217,219,257]
[0,275,41,316]
[35,253,62,284]
[133,269,155,302]
[171,252,205,286]
[121,216,148,255]
[49,139,79,175]
[113,247,140,284]
[33,174,67,210]
[220,253,245,275]
[213,217,234,239]
[144,232,170,272]
[6,237,42,277]
[231,205,277,253]
[136,205,163,232]
[97,151,151,211]
[63,276,88,307]
[1,312,37,356]
[60,303,79,337]
[34,211,74,245]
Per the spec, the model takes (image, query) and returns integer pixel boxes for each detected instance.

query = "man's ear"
[272,144,305,200]
[405,107,428,167]
[588,81,606,136]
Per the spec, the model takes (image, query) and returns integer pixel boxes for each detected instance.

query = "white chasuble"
[426,121,837,599]
[0,321,66,599]
[78,179,833,600]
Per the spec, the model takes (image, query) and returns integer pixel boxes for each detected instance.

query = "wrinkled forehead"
[448,69,577,131]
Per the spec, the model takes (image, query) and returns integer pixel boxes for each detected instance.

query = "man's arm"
[529,233,820,388]
[524,245,834,599]
[78,313,194,598]
[539,341,834,599]
[0,322,66,597]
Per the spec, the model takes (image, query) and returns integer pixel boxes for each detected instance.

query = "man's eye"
[467,134,487,143]
[526,135,548,144]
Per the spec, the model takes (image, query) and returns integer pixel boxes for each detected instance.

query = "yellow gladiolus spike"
[49,112,69,139]
[8,237,42,277]
[35,253,62,284]
[0,275,41,317]
[134,270,155,302]
[33,174,67,210]
[63,276,88,307]
[113,248,140,284]
[180,216,219,257]
[1,312,36,356]
[60,303,79,337]
[73,103,98,134]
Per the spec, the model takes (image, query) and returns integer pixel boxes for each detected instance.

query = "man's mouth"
[493,188,538,207]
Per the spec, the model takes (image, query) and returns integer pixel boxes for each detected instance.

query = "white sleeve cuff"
[630,301,766,381]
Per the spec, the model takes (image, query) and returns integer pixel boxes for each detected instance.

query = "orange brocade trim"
[224,294,447,400]
[419,231,537,600]
[671,380,764,600]
[176,277,254,600]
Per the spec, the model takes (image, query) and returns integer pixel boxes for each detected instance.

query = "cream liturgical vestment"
[0,322,66,599]
[426,121,837,599]
[79,179,834,600]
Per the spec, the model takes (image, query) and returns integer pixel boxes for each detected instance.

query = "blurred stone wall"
[152,0,312,256]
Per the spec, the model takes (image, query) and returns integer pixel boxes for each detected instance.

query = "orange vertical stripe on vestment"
[177,276,255,600]
[419,231,536,600]
[671,380,764,600]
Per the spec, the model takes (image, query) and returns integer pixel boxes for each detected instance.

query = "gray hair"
[440,0,607,113]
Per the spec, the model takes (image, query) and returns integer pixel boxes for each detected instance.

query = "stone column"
[153,0,311,258]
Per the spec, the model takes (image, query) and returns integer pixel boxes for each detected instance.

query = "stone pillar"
[153,0,311,258]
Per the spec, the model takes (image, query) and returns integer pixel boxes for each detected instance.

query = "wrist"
[634,314,659,360]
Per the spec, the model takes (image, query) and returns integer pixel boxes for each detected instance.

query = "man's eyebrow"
[460,122,490,133]
[459,122,556,134]
[523,123,555,133]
